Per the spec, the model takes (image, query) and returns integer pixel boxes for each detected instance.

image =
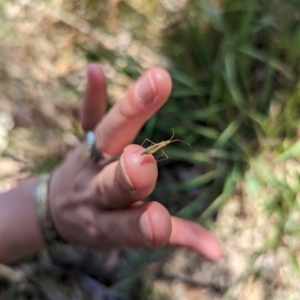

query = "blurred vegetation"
[121,1,300,296]
[2,0,300,298]
[149,0,300,219]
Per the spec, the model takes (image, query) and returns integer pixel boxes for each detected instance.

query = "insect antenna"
[169,128,175,141]
[169,139,191,149]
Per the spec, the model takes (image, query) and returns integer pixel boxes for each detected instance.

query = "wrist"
[0,178,45,264]
[34,174,66,246]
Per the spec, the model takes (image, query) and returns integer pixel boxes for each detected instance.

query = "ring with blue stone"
[86,131,104,164]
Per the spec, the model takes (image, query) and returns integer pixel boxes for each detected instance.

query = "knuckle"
[86,223,101,240]
[79,209,102,241]
[118,98,137,121]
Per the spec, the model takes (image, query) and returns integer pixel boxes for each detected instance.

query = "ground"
[1,0,300,299]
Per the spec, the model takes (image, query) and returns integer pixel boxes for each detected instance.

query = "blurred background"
[1,0,300,299]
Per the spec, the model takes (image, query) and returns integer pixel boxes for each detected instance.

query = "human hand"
[48,64,221,261]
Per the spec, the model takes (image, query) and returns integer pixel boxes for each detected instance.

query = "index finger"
[95,68,172,156]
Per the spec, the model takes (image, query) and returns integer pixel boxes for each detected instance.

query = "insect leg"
[154,146,165,160]
[133,138,156,153]
[142,138,156,147]
[156,148,169,161]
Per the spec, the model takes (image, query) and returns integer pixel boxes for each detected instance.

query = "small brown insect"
[137,129,191,161]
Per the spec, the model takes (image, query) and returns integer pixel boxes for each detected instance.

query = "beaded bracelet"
[34,174,65,246]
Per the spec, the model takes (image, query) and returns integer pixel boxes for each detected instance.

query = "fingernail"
[138,211,153,243]
[136,73,156,103]
[116,156,136,192]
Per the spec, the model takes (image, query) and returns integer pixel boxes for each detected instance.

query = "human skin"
[0,65,221,264]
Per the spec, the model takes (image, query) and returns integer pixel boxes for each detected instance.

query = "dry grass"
[1,0,300,299]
